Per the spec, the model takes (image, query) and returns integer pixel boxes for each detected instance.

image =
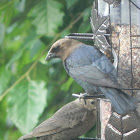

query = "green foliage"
[0,67,12,95]
[7,80,47,134]
[30,0,64,35]
[0,0,95,139]
[61,77,74,91]
[65,0,79,8]
[0,22,5,44]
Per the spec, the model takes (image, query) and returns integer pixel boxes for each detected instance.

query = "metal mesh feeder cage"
[66,0,140,140]
[97,0,140,93]
[96,0,140,140]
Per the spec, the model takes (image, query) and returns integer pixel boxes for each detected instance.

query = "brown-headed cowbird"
[45,38,138,115]
[18,99,96,140]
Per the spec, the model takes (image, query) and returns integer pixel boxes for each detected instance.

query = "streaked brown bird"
[18,99,96,140]
[45,38,138,115]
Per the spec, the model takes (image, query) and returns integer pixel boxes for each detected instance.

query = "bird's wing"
[30,102,88,137]
[64,45,120,88]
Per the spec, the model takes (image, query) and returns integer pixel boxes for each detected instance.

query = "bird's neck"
[62,41,83,61]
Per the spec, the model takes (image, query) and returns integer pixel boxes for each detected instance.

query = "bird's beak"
[45,52,55,61]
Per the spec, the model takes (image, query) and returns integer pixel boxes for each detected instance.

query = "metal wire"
[129,0,134,95]
[131,0,140,10]
[96,99,101,138]
[107,0,140,95]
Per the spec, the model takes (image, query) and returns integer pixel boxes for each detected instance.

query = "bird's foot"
[72,93,89,104]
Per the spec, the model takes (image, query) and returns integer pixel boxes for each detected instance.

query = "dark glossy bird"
[46,38,138,115]
[18,99,96,140]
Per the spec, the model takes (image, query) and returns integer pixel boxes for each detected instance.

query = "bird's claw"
[79,93,87,104]
[72,93,89,105]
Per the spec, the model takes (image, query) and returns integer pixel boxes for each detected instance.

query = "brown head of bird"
[45,38,83,61]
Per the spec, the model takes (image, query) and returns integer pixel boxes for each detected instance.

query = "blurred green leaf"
[78,7,91,33]
[83,7,91,21]
[0,99,7,139]
[7,80,47,134]
[60,29,70,38]
[0,0,12,6]
[25,62,48,82]
[78,20,91,33]
[6,31,38,69]
[3,4,16,26]
[30,39,44,59]
[30,0,64,35]
[16,0,26,12]
[0,67,12,95]
[69,79,83,94]
[6,49,24,69]
[61,77,73,91]
[0,22,5,45]
[65,0,79,8]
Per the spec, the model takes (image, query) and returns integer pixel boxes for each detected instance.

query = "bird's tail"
[99,87,139,115]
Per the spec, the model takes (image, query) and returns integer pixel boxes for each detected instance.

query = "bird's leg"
[72,93,88,104]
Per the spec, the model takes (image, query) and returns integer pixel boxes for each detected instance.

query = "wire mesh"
[96,0,140,95]
[128,0,140,94]
[65,0,140,139]
[96,0,140,138]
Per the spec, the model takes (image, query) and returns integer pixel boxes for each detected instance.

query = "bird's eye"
[52,46,59,52]
[91,101,95,105]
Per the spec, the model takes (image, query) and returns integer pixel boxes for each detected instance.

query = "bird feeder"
[97,0,140,92]
[66,0,140,140]
[96,0,140,140]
